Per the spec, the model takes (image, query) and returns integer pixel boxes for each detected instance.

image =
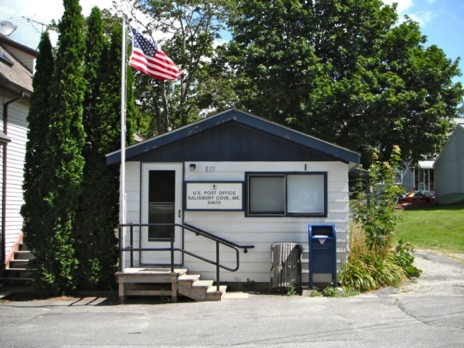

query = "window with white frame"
[247,173,327,217]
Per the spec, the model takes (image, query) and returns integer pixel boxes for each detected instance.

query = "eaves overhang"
[106,109,360,167]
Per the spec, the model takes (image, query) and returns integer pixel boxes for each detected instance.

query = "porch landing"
[116,268,226,302]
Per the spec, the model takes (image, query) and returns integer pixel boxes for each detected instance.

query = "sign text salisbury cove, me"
[186,182,243,210]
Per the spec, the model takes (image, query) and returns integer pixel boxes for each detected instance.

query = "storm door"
[141,163,183,265]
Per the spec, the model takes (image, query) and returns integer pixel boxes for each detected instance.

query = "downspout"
[2,94,22,269]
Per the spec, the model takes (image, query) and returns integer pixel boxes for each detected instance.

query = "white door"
[141,163,183,265]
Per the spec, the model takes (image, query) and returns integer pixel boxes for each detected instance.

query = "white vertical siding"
[0,93,29,258]
[184,161,350,283]
[126,161,141,222]
[435,126,464,204]
[124,160,351,284]
[123,161,141,266]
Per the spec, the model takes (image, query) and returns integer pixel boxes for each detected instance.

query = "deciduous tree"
[221,0,464,165]
[130,0,233,136]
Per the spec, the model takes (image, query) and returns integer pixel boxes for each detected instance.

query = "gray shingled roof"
[0,35,35,95]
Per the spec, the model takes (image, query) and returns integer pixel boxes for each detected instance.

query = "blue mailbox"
[308,224,337,289]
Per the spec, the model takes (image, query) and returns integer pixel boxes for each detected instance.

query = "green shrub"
[340,146,421,292]
[353,146,404,254]
[391,239,422,278]
[339,243,409,292]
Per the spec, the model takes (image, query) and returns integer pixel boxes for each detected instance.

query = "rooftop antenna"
[0,21,17,36]
[21,16,51,34]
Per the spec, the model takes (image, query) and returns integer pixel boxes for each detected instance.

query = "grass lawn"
[395,204,464,254]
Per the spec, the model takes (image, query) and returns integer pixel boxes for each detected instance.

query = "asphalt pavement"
[0,250,463,347]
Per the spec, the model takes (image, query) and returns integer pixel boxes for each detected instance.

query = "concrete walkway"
[0,250,463,347]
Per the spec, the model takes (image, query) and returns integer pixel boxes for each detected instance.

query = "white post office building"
[107,109,360,296]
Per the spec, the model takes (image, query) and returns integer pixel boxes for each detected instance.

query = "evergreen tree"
[37,0,87,295]
[77,6,111,289]
[78,18,136,289]
[21,31,55,292]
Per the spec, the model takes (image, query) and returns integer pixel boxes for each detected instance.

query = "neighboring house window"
[394,168,403,185]
[246,173,327,217]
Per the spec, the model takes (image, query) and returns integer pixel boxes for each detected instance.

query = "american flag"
[129,27,183,81]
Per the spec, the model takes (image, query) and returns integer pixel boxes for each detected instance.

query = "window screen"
[249,175,285,214]
[247,172,327,217]
[287,174,325,214]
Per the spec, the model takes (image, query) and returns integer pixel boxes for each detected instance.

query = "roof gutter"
[1,93,22,269]
[0,78,32,99]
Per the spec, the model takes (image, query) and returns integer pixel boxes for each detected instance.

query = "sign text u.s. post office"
[185,182,243,211]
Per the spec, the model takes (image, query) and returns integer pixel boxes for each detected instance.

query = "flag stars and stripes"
[129,27,183,81]
[133,30,157,56]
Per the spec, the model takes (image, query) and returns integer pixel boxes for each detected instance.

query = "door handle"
[178,210,181,218]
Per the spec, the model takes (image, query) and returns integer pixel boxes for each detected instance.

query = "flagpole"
[120,16,127,269]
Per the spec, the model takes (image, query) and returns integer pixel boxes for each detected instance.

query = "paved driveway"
[0,250,463,347]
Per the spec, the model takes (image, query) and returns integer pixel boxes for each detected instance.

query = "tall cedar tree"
[21,32,55,292]
[222,0,463,166]
[79,16,136,289]
[77,7,110,289]
[37,0,87,295]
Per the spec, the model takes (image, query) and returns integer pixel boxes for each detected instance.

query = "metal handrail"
[118,223,254,291]
[183,223,254,252]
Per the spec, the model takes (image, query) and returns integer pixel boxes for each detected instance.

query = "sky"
[1,0,463,87]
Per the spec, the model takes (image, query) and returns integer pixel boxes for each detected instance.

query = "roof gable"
[434,124,464,166]
[0,35,35,95]
[106,109,360,166]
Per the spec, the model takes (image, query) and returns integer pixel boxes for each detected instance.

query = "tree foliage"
[77,7,120,290]
[354,145,404,253]
[128,0,233,136]
[339,146,421,292]
[29,0,87,295]
[219,0,464,166]
[22,31,55,292]
[78,16,137,290]
[22,3,137,294]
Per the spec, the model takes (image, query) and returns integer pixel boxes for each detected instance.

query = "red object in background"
[397,191,436,208]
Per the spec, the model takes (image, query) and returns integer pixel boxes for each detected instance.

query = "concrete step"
[117,267,226,302]
[177,277,227,301]
[178,274,201,284]
[192,279,214,288]
[178,274,227,301]
[205,285,227,301]
[178,279,221,301]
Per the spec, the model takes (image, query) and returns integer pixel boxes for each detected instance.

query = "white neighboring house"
[106,109,360,288]
[434,119,464,205]
[398,118,464,194]
[398,160,435,193]
[0,34,36,268]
